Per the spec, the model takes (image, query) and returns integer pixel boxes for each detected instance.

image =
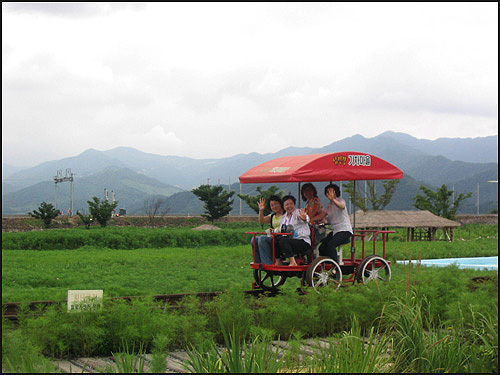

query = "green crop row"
[1,223,496,251]
[3,236,498,304]
[1,227,262,250]
[3,266,498,372]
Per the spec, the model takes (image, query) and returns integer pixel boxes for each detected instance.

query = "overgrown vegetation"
[2,267,497,372]
[1,223,497,372]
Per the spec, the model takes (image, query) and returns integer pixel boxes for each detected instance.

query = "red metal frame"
[355,229,395,259]
[248,229,394,288]
[248,231,310,272]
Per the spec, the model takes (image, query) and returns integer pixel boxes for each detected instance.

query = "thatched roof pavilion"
[350,210,461,241]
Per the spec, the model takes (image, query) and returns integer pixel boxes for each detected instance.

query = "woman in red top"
[301,183,327,247]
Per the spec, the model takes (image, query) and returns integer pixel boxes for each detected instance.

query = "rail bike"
[239,151,404,293]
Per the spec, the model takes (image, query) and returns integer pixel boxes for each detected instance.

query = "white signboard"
[67,290,103,312]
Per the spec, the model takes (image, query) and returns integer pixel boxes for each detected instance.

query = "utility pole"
[476,183,480,215]
[228,177,231,216]
[54,169,74,215]
[365,181,368,209]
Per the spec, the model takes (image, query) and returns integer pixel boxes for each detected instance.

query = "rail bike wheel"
[355,255,391,284]
[306,256,342,293]
[253,269,287,291]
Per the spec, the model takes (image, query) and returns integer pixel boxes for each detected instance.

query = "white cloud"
[2,2,498,166]
[122,126,185,156]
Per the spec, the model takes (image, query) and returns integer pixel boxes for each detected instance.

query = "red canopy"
[239,152,403,183]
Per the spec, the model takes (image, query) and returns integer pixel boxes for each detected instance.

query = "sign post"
[67,290,103,312]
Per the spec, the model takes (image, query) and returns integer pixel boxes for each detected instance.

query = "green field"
[2,224,498,372]
[2,246,252,302]
[2,224,498,303]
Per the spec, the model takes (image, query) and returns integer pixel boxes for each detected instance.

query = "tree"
[143,196,169,227]
[342,180,400,211]
[87,197,119,227]
[413,184,472,220]
[28,201,60,228]
[76,211,93,229]
[237,185,285,215]
[191,184,235,223]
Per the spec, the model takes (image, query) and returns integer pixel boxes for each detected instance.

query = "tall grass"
[305,315,391,373]
[184,318,284,373]
[3,272,498,373]
[2,318,60,373]
[185,314,392,373]
[112,341,146,373]
[384,290,497,373]
[463,307,498,373]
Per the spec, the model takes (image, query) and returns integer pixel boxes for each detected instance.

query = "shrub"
[28,202,60,228]
[87,197,118,227]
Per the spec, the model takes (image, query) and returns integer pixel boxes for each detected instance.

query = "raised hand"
[257,198,266,211]
[326,188,337,201]
[298,208,307,220]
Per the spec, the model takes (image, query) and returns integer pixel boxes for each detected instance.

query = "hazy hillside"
[2,132,497,215]
[3,149,126,190]
[377,131,498,163]
[2,167,184,215]
[402,156,498,186]
[2,163,26,179]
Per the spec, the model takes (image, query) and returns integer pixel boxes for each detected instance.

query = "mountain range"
[2,131,498,215]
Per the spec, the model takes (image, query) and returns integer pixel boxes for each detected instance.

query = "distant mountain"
[2,163,27,179]
[376,131,498,163]
[1,167,184,215]
[402,156,498,186]
[2,163,37,195]
[3,149,126,189]
[2,132,497,215]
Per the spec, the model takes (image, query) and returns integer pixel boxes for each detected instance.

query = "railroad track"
[2,289,279,322]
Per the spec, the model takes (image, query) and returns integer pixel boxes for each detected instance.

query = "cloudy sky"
[2,2,498,167]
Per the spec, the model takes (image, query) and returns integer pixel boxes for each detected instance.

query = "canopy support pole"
[297,182,301,208]
[353,180,356,232]
[352,180,357,256]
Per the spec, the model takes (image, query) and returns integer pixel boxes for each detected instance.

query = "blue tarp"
[397,256,498,271]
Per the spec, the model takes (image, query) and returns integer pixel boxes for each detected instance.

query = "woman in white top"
[319,183,353,263]
[251,195,284,265]
[275,195,311,266]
